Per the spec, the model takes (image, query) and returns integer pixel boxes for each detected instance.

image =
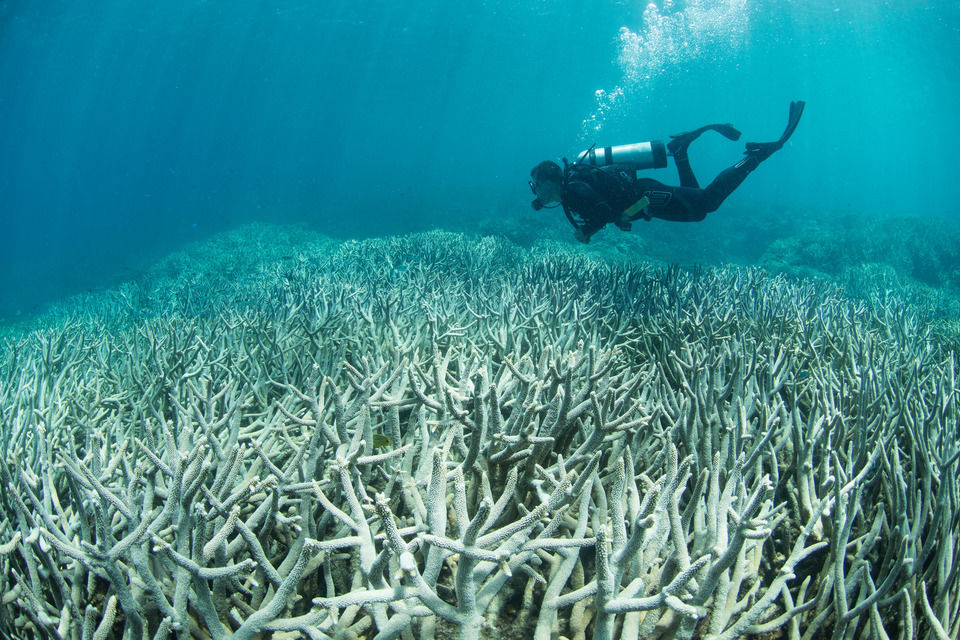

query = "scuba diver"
[529,101,805,243]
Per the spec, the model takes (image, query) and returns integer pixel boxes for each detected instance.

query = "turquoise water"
[2,4,960,637]
[0,0,958,316]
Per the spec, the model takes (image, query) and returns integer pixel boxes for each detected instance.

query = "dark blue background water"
[1,0,957,317]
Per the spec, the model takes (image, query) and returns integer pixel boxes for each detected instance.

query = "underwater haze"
[5,3,960,639]
[1,0,959,317]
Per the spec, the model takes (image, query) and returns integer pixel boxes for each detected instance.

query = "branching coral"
[0,230,957,640]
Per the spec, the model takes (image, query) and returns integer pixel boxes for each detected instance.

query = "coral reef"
[474,202,960,315]
[759,213,960,308]
[1,228,958,639]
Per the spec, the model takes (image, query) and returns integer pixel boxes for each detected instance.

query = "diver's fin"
[778,100,805,145]
[713,123,742,141]
[668,122,742,156]
[742,100,805,163]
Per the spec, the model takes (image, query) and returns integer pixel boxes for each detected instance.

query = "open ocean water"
[1,0,959,318]
[3,3,960,640]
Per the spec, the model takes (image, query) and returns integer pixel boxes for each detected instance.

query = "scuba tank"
[576,140,668,170]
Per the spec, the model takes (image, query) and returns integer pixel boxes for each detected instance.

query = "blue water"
[1,0,958,317]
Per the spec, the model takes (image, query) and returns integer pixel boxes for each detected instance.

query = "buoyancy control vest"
[561,160,651,225]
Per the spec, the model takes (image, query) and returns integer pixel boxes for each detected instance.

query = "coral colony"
[1,230,957,639]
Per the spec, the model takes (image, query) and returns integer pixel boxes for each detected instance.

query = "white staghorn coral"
[0,228,957,640]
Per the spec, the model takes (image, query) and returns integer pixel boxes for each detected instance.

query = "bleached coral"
[0,229,957,639]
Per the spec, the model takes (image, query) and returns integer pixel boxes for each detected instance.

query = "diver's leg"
[667,122,741,188]
[698,163,754,212]
[638,166,752,221]
[673,150,776,216]
[671,146,700,188]
[698,101,807,212]
[638,182,710,222]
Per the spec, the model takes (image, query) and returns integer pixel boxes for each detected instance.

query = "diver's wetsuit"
[561,152,758,241]
[558,101,805,243]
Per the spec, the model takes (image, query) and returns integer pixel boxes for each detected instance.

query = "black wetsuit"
[561,151,758,242]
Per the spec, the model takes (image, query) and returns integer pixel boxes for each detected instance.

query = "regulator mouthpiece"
[531,198,544,211]
[577,141,668,170]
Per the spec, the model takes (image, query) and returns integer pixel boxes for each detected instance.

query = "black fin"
[778,100,805,145]
[668,122,742,155]
[743,100,805,162]
[743,141,780,161]
[713,123,742,141]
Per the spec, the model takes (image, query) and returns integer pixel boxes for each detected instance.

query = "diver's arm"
[576,213,611,242]
[564,181,618,243]
[566,181,616,242]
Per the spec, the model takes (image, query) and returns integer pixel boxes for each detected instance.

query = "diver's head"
[529,160,563,210]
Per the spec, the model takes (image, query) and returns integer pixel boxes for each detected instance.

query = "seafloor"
[1,212,958,640]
